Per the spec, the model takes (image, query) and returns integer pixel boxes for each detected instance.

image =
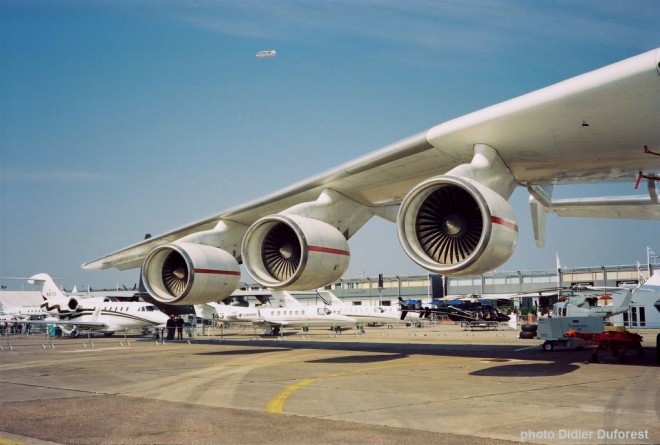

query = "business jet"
[28,273,169,337]
[83,48,660,311]
[214,288,402,327]
[196,297,357,335]
[311,290,403,326]
[0,303,48,321]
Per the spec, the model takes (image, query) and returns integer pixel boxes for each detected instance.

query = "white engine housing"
[242,214,350,290]
[397,176,518,276]
[142,242,240,305]
[42,297,79,314]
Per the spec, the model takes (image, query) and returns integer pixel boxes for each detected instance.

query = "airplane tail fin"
[29,273,79,314]
[398,297,409,320]
[632,271,660,300]
[271,290,301,307]
[641,271,660,287]
[317,290,345,306]
[28,273,67,300]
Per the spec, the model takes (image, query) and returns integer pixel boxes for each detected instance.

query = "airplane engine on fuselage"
[397,175,518,276]
[242,214,350,290]
[41,296,79,315]
[141,242,240,305]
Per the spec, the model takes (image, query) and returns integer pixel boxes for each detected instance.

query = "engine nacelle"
[397,176,518,276]
[142,242,240,305]
[42,297,79,314]
[242,214,350,290]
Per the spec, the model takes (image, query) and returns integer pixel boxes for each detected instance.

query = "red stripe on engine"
[194,268,241,276]
[308,245,351,256]
[491,216,518,232]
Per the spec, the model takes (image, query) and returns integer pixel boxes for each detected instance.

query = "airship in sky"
[256,50,277,58]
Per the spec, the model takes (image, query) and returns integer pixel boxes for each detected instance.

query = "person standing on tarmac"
[166,314,176,340]
[175,315,184,340]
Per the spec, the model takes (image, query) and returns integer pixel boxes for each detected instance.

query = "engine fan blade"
[162,251,188,297]
[262,223,301,281]
[416,186,482,265]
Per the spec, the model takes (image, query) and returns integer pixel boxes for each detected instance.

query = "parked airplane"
[210,288,403,327]
[28,273,169,336]
[197,299,357,335]
[313,290,403,325]
[0,303,47,321]
[83,48,660,309]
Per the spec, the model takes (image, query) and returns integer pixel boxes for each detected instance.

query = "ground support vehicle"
[535,316,604,352]
[566,329,644,363]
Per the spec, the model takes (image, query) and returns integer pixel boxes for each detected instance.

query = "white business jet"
[289,290,404,326]
[196,294,357,335]
[0,303,48,321]
[29,273,169,337]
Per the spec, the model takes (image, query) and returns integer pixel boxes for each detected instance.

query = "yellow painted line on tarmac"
[0,435,23,445]
[266,357,439,414]
[266,377,319,414]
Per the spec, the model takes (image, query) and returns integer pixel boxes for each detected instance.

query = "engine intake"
[142,242,240,305]
[397,176,518,275]
[242,214,350,290]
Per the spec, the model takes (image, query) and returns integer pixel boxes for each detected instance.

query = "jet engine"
[42,297,79,314]
[397,176,518,276]
[142,242,240,305]
[242,214,350,290]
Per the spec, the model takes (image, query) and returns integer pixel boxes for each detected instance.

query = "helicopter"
[398,296,511,323]
[519,283,634,319]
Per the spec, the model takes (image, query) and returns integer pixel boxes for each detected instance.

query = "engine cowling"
[142,242,240,305]
[242,214,350,290]
[42,297,79,314]
[397,176,518,276]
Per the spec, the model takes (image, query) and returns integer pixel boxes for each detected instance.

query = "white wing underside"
[84,48,660,271]
[29,319,108,328]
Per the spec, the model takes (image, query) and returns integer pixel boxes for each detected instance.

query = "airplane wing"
[54,321,108,329]
[83,48,660,307]
[27,319,108,328]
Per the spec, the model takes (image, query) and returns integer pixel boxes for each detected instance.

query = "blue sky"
[1,0,659,291]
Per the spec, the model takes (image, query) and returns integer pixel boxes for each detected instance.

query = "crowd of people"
[1,320,32,335]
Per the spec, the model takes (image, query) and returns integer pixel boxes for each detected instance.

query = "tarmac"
[0,323,658,445]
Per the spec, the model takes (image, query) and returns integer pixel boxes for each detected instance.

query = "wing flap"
[545,198,660,219]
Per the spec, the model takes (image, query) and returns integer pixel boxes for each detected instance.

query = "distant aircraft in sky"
[256,50,276,58]
[28,273,169,337]
[84,48,660,311]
